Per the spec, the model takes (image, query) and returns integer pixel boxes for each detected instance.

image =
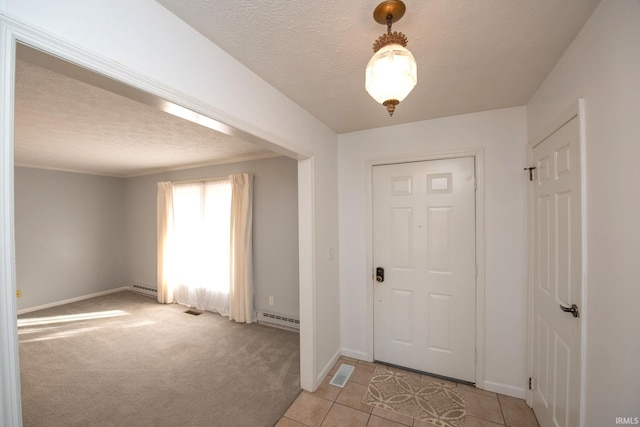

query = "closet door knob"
[559,303,579,318]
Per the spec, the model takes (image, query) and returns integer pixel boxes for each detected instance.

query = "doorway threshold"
[373,360,476,387]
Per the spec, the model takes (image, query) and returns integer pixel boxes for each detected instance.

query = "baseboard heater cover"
[256,311,300,331]
[130,284,157,298]
[329,364,355,388]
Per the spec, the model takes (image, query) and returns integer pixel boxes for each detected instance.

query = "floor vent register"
[329,364,355,388]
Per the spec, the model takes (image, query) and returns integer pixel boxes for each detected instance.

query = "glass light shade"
[365,43,417,104]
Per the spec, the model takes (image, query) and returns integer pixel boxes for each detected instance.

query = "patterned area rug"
[362,367,466,427]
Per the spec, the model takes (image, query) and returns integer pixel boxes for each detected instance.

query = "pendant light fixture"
[365,0,417,116]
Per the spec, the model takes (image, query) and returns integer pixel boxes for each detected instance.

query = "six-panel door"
[532,116,582,427]
[372,157,476,382]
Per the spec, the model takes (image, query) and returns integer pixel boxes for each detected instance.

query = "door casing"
[0,16,322,426]
[365,149,486,388]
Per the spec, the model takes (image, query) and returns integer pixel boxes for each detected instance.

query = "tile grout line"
[319,400,333,426]
[496,394,507,426]
[355,363,375,426]
[318,383,342,427]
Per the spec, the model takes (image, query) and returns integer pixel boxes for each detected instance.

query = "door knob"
[375,267,384,283]
[559,303,579,318]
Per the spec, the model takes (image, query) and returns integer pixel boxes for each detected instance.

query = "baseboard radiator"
[256,311,300,331]
[130,284,158,298]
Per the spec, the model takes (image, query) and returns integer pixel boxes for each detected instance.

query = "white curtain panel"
[157,181,174,304]
[228,173,254,323]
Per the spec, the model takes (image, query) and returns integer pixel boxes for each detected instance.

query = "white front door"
[532,116,582,427]
[373,157,476,382]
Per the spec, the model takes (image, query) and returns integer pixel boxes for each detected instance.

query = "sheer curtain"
[157,179,232,316]
[156,174,254,323]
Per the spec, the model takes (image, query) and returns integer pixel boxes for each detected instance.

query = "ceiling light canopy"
[365,0,417,117]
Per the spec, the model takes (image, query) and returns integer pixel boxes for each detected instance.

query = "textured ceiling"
[14,54,275,178]
[155,0,600,133]
[14,1,601,178]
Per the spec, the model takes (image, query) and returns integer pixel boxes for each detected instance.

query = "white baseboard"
[317,348,342,387]
[16,287,129,315]
[340,347,370,362]
[483,380,527,399]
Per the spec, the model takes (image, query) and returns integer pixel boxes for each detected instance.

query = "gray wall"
[124,156,299,318]
[14,156,300,318]
[15,167,127,309]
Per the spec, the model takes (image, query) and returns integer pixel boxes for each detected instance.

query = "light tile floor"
[277,357,539,427]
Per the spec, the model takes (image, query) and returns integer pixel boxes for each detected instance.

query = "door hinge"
[524,167,537,181]
[529,377,533,390]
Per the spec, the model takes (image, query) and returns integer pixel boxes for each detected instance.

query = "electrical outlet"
[268,296,274,306]
[16,290,22,298]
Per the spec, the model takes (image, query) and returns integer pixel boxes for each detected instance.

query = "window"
[157,174,254,322]
[166,179,232,315]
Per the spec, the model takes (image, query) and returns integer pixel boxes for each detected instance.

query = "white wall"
[14,167,126,309]
[0,0,339,412]
[13,156,299,319]
[125,156,300,318]
[338,107,528,397]
[527,0,640,423]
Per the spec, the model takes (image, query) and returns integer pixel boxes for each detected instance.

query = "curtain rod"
[165,176,230,186]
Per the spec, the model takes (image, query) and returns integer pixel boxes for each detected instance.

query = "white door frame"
[525,99,587,424]
[365,149,486,388]
[0,16,319,425]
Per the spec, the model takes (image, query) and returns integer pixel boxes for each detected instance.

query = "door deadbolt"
[376,267,384,283]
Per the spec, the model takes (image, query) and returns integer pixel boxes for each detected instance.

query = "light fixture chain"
[386,14,393,34]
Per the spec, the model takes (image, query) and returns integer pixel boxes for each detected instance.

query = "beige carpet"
[362,367,466,427]
[18,291,300,427]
